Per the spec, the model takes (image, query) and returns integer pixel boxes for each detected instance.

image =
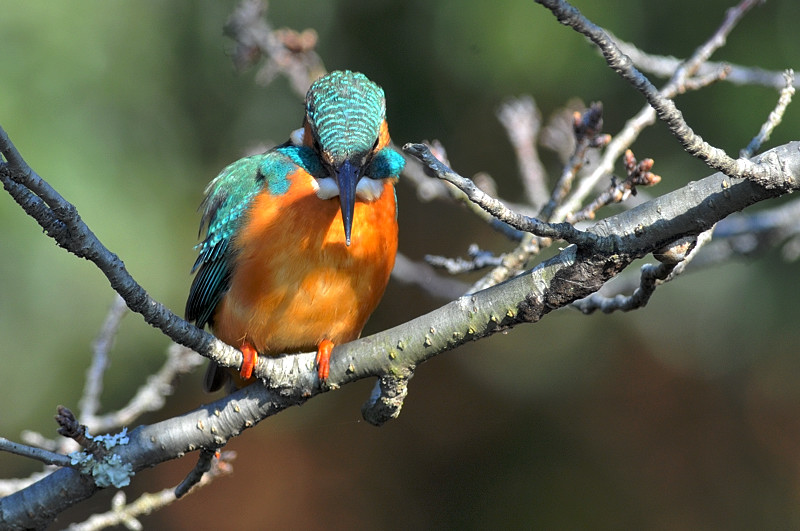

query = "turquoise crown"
[305,70,386,166]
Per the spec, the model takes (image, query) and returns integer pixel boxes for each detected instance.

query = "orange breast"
[211,168,398,355]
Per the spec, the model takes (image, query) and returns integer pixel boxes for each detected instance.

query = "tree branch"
[0,124,245,387]
[2,1,798,527]
[0,438,71,468]
[611,31,798,89]
[3,136,799,528]
[534,0,786,186]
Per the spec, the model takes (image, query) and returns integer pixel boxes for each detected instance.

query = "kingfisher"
[186,70,405,391]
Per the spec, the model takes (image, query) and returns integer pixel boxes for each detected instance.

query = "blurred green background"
[2,0,800,528]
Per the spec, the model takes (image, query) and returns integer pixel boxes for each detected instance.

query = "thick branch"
[2,141,800,528]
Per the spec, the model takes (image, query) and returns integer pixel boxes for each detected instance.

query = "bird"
[186,70,405,392]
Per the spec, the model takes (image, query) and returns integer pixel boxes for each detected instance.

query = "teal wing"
[186,154,265,327]
[186,144,322,328]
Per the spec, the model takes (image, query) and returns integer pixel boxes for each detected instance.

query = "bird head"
[303,70,389,246]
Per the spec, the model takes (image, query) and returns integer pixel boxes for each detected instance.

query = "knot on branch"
[573,102,611,148]
[653,235,697,264]
[361,372,413,427]
[56,406,134,489]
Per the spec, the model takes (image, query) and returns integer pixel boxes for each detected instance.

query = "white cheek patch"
[355,178,385,201]
[314,177,340,200]
[290,127,304,146]
[312,177,386,202]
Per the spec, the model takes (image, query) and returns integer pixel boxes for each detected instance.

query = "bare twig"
[403,143,598,248]
[535,0,784,187]
[0,123,246,392]
[68,453,233,531]
[19,430,58,452]
[56,406,102,457]
[175,447,221,498]
[664,230,713,280]
[546,0,767,226]
[573,261,677,314]
[425,244,505,275]
[462,0,776,295]
[568,149,661,223]
[680,63,732,92]
[391,252,470,300]
[79,295,128,422]
[224,0,325,97]
[741,69,796,158]
[612,30,798,89]
[497,96,550,208]
[0,437,71,468]
[540,102,609,221]
[86,344,205,434]
[465,103,609,293]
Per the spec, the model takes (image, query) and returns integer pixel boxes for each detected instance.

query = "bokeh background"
[2,0,800,528]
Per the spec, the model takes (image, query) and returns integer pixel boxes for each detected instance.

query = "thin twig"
[473,0,792,291]
[19,430,58,452]
[68,453,234,531]
[741,69,796,158]
[175,447,220,498]
[568,149,661,223]
[55,406,107,459]
[86,344,205,433]
[540,102,609,221]
[535,0,780,186]
[0,123,246,387]
[462,0,773,294]
[572,261,677,314]
[665,230,713,280]
[390,252,470,300]
[0,437,71,468]
[680,64,731,92]
[224,0,325,97]
[612,30,798,89]
[79,295,128,422]
[425,244,505,275]
[497,96,550,208]
[403,143,598,248]
[547,0,765,225]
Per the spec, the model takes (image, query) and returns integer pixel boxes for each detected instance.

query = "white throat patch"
[311,177,385,202]
[294,127,386,202]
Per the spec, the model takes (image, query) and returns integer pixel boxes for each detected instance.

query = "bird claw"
[239,343,259,380]
[316,339,334,381]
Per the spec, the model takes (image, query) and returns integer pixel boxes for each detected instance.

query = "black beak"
[335,159,360,246]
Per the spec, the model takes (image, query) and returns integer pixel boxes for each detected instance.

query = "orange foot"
[239,342,259,380]
[316,339,334,381]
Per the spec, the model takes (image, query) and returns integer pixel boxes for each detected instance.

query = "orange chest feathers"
[211,169,398,354]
